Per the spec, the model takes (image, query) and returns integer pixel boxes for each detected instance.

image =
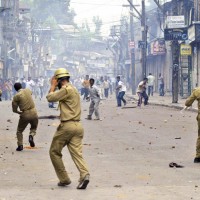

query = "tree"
[20,0,75,25]
[92,16,102,36]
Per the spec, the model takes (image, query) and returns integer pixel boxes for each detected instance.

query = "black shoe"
[29,135,35,147]
[16,145,23,151]
[194,157,200,163]
[57,180,71,187]
[77,174,90,189]
[85,115,92,120]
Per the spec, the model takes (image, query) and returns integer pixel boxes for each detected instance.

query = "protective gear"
[54,68,70,79]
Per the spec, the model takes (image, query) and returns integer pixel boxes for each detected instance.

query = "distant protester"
[82,75,90,100]
[137,78,148,107]
[103,77,110,98]
[116,76,127,107]
[147,73,155,96]
[158,73,164,96]
[86,78,101,120]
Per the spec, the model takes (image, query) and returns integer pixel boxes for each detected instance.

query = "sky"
[69,0,165,36]
[70,0,132,36]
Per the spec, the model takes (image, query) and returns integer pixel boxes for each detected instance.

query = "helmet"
[54,68,70,79]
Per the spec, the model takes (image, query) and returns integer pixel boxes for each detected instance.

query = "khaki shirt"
[46,84,81,121]
[185,87,200,113]
[12,88,37,114]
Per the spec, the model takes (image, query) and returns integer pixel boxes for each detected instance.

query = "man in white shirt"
[103,77,110,98]
[26,77,35,92]
[116,76,127,107]
[38,76,44,99]
[147,73,155,96]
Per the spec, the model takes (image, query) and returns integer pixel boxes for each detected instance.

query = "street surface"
[0,95,200,200]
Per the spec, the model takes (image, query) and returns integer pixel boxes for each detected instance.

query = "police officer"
[12,82,38,151]
[46,68,90,189]
[185,88,200,163]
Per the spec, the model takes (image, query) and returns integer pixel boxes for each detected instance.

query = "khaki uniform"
[12,89,38,146]
[46,83,89,183]
[185,87,200,158]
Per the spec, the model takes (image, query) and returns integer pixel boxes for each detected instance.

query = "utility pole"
[141,0,147,78]
[171,0,179,103]
[130,0,136,94]
[126,0,145,90]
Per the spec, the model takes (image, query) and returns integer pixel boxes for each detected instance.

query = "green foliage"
[19,0,75,55]
[19,0,103,54]
[20,0,75,25]
[92,16,102,35]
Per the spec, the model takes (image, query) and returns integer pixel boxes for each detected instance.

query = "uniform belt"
[23,108,34,112]
[61,120,80,123]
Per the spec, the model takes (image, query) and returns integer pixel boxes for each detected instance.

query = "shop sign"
[180,44,192,55]
[149,39,166,55]
[129,41,135,49]
[164,28,188,41]
[0,61,3,69]
[166,16,185,28]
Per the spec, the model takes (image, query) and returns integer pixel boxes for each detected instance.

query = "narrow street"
[0,95,200,200]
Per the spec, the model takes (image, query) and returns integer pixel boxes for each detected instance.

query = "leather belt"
[61,120,80,123]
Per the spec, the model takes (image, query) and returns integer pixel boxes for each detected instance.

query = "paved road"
[0,96,200,200]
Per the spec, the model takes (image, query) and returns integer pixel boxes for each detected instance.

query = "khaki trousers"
[196,114,200,158]
[49,121,89,183]
[16,111,38,146]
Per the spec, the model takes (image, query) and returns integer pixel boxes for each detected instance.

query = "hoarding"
[180,44,192,56]
[166,16,185,28]
[149,39,166,56]
[164,28,188,41]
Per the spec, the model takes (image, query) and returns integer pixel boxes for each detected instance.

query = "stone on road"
[0,97,199,200]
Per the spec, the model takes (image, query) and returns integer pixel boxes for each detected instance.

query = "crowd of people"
[0,76,49,101]
[5,66,200,194]
[5,69,170,191]
[0,73,164,107]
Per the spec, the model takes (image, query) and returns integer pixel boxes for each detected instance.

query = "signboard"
[166,16,185,28]
[24,64,28,72]
[138,41,146,49]
[129,41,135,49]
[188,25,196,42]
[188,23,200,42]
[196,24,200,41]
[164,28,188,41]
[180,44,192,56]
[0,61,3,69]
[149,39,166,56]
